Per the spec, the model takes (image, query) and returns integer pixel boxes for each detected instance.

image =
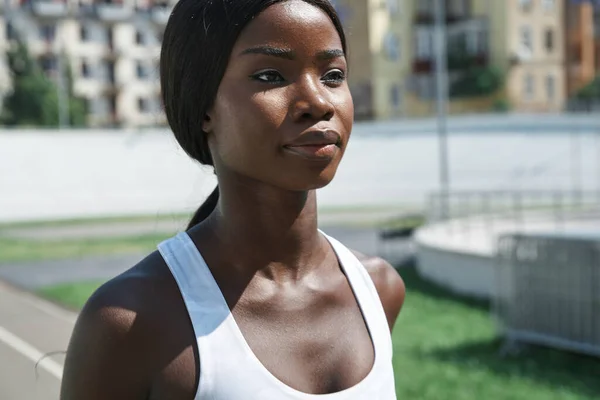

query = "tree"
[573,75,600,101]
[1,38,87,127]
[446,38,504,99]
[450,66,504,98]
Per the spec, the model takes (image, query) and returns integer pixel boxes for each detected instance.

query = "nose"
[290,76,335,122]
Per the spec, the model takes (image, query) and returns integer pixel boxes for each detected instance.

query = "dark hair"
[160,0,347,230]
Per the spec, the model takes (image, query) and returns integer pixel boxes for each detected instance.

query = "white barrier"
[1,117,599,222]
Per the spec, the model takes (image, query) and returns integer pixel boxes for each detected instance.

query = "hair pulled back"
[160,0,347,229]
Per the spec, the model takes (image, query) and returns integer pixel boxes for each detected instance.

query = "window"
[6,22,17,40]
[416,27,432,60]
[87,98,95,115]
[523,74,535,101]
[138,97,150,113]
[466,31,480,55]
[40,56,57,74]
[386,0,400,14]
[80,25,90,41]
[546,75,555,101]
[383,32,401,62]
[40,24,56,41]
[416,75,433,99]
[519,25,533,58]
[542,0,555,12]
[135,30,144,45]
[390,84,403,111]
[81,60,91,78]
[519,0,532,11]
[417,0,432,14]
[449,0,468,17]
[545,28,554,52]
[136,61,147,79]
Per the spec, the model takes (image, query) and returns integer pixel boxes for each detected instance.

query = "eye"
[250,70,285,84]
[322,69,346,85]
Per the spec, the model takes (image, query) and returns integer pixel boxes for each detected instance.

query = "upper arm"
[352,250,406,332]
[60,279,152,400]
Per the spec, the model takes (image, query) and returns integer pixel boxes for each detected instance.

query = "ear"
[202,109,214,133]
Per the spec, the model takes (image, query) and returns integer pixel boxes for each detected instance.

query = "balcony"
[414,0,471,24]
[30,0,69,17]
[95,3,134,22]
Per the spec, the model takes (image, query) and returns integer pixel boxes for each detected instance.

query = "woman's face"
[205,0,353,191]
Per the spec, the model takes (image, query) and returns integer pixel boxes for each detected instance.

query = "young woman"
[60,0,405,399]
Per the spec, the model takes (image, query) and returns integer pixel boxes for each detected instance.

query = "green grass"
[0,210,425,263]
[0,213,191,230]
[0,233,173,263]
[38,265,600,399]
[38,280,105,310]
[392,267,600,400]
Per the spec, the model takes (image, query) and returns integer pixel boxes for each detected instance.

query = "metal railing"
[494,233,600,357]
[426,190,600,236]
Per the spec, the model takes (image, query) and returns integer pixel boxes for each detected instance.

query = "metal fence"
[494,233,600,357]
[426,190,600,234]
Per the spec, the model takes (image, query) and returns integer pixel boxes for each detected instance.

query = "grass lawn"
[37,266,600,399]
[0,233,174,264]
[0,211,424,264]
[38,280,106,310]
[0,213,191,230]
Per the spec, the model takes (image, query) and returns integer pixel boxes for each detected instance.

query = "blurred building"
[329,0,407,120]
[488,0,566,112]
[0,0,596,126]
[0,0,172,128]
[334,0,571,118]
[565,0,600,96]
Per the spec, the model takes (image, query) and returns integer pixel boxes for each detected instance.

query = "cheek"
[211,87,287,164]
[335,88,354,139]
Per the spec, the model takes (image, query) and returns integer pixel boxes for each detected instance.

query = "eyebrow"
[239,46,345,61]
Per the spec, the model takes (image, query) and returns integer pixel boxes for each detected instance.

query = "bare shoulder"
[61,251,172,400]
[351,250,406,332]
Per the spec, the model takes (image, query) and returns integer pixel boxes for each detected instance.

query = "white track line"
[0,325,63,380]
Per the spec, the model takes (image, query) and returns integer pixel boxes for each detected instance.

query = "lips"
[282,130,342,161]
[284,130,341,148]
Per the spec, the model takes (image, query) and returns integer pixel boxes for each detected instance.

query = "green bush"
[450,66,505,99]
[492,98,511,113]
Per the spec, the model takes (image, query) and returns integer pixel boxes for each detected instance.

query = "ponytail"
[187,186,219,230]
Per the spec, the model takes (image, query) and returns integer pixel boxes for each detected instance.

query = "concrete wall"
[1,114,600,222]
[416,242,495,299]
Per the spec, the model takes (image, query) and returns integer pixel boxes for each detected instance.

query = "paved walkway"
[0,280,75,400]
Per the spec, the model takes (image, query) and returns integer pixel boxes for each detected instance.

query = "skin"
[60,2,405,399]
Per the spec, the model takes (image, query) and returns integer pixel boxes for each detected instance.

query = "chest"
[150,281,378,399]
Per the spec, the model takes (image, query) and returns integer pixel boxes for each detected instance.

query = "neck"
[197,176,327,282]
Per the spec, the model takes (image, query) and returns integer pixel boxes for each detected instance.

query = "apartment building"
[333,0,569,118]
[407,0,565,114]
[331,0,409,120]
[1,0,172,127]
[490,0,566,111]
[565,0,600,97]
[405,0,491,116]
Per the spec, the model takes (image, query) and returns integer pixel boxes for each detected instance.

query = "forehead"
[233,0,343,53]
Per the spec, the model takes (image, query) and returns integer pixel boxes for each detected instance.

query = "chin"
[280,170,337,192]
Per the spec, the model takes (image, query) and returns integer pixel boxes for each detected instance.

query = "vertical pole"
[434,0,450,219]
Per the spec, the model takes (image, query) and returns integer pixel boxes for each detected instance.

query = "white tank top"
[157,230,397,400]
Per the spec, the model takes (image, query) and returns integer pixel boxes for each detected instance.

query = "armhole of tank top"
[320,231,395,359]
[157,236,203,399]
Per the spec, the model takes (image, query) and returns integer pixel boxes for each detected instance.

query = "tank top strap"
[157,232,230,318]
[319,230,394,360]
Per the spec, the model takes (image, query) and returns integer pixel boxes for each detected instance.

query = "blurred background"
[0,0,599,399]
